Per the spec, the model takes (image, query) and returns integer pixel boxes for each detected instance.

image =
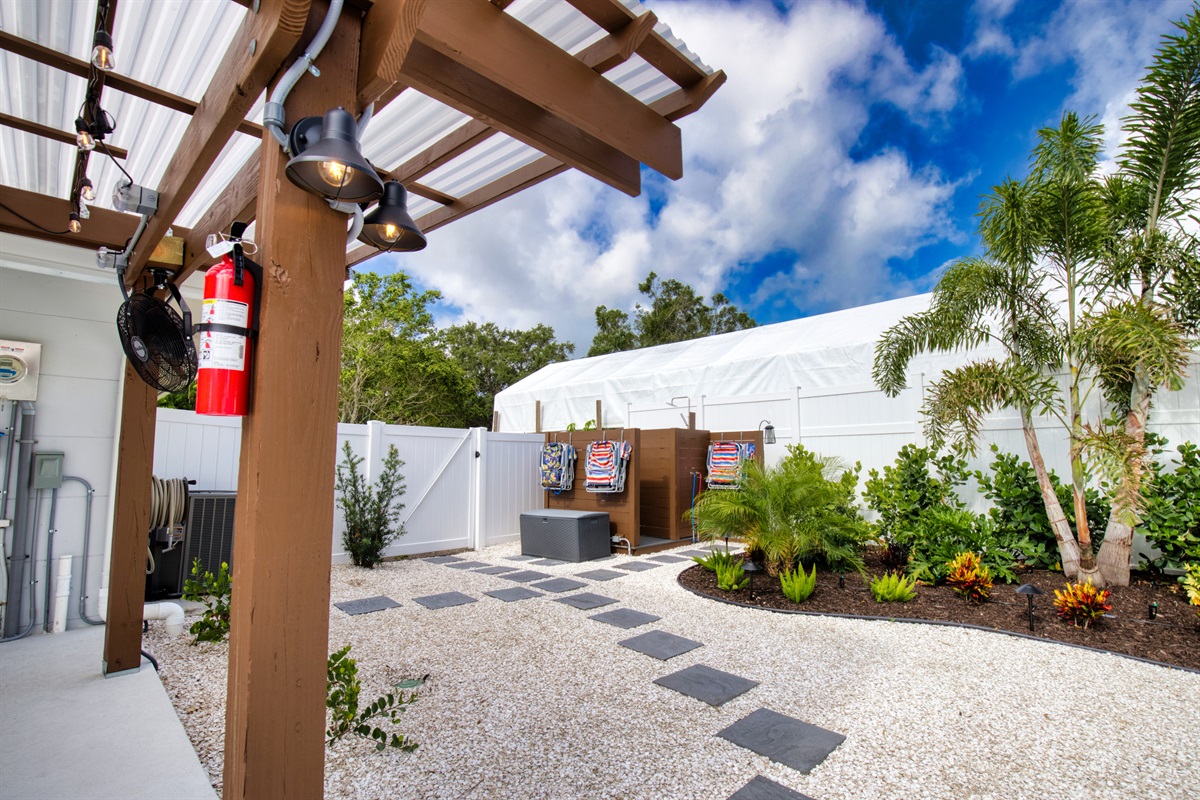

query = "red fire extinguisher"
[196,238,258,416]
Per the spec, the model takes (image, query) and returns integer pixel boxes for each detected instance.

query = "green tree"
[1089,6,1200,586]
[340,272,471,427]
[442,321,574,428]
[587,271,756,356]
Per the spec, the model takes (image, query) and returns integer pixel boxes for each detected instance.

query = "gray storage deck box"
[520,509,611,562]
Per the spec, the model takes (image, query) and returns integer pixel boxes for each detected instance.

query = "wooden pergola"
[0,1,722,796]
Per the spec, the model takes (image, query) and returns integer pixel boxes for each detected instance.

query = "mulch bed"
[678,549,1200,671]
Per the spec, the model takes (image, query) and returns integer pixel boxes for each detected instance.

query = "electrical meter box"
[0,340,42,401]
[31,452,65,490]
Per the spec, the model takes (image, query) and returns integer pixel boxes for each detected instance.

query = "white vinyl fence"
[154,409,544,562]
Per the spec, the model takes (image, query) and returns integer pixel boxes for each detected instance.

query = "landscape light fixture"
[75,117,95,151]
[1015,583,1044,632]
[1149,602,1158,620]
[285,107,382,203]
[79,178,96,202]
[759,419,776,445]
[358,181,426,252]
[742,560,760,600]
[68,212,82,234]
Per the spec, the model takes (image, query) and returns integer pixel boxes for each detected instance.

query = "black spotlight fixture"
[285,107,382,203]
[358,182,427,252]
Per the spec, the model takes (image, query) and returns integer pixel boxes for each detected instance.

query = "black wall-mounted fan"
[116,270,197,393]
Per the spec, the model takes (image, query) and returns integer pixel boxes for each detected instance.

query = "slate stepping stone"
[648,554,689,563]
[588,608,660,629]
[576,569,624,581]
[531,577,588,593]
[678,550,710,557]
[654,664,759,707]
[615,562,660,572]
[507,555,538,562]
[425,555,464,564]
[531,558,567,567]
[486,587,544,602]
[727,776,813,800]
[334,595,401,616]
[412,591,477,610]
[474,565,518,575]
[445,560,489,569]
[618,630,703,661]
[553,592,618,610]
[503,570,552,583]
[717,709,845,774]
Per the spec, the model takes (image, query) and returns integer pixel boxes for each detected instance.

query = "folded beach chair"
[540,442,576,491]
[585,439,632,493]
[706,441,749,490]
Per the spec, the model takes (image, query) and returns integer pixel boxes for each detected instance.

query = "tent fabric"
[494,293,1005,433]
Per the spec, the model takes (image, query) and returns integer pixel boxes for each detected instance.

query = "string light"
[75,117,95,151]
[68,212,82,234]
[80,177,96,202]
[91,0,115,72]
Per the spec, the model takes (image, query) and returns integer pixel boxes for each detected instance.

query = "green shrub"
[715,559,749,591]
[693,550,741,573]
[863,444,969,562]
[1053,581,1112,628]
[780,562,817,603]
[905,507,1022,584]
[945,551,992,603]
[335,441,407,569]
[1138,440,1200,572]
[326,645,421,751]
[688,445,869,576]
[181,558,231,644]
[869,571,918,603]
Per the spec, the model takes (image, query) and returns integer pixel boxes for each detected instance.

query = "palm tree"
[1091,6,1200,586]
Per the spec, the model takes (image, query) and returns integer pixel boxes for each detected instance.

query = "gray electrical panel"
[30,452,65,490]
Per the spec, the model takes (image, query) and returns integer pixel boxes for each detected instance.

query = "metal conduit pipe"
[2,487,40,642]
[2,402,36,642]
[1,401,17,520]
[612,535,633,556]
[262,0,345,148]
[42,487,58,633]
[62,476,103,626]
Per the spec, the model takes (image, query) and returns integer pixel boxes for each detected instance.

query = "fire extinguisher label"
[199,298,250,371]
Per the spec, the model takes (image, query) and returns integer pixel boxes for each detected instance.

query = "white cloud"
[387,0,967,351]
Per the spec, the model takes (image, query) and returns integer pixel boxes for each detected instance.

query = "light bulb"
[80,178,96,202]
[75,118,95,151]
[381,223,400,243]
[68,212,82,234]
[318,160,350,188]
[91,31,115,72]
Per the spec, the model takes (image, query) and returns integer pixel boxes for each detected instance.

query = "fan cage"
[116,292,197,393]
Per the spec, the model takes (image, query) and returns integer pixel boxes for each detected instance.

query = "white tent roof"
[495,292,1009,433]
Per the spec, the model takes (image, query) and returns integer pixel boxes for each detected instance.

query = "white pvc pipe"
[143,601,185,636]
[52,555,72,633]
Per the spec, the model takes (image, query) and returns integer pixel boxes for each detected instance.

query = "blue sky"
[376,0,1196,351]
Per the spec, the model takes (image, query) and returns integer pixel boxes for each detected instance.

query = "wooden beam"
[222,4,355,797]
[385,119,496,183]
[400,40,639,195]
[356,0,429,110]
[407,181,455,206]
[416,0,682,179]
[0,31,263,139]
[125,0,312,285]
[102,363,157,676]
[651,69,727,122]
[574,10,656,73]
[0,112,128,159]
[563,0,709,88]
[0,185,189,252]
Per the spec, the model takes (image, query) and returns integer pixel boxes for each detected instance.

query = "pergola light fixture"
[358,181,426,252]
[91,29,115,72]
[285,108,382,203]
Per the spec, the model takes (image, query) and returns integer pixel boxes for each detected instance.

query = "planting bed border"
[677,574,1200,676]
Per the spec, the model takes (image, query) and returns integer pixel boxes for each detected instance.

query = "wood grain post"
[221,7,359,798]
[595,399,602,428]
[535,400,541,433]
[101,362,157,676]
[492,410,500,432]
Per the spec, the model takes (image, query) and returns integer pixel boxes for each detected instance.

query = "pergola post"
[221,6,360,798]
[101,362,157,675]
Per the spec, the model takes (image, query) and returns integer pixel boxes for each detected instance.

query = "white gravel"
[145,544,1200,800]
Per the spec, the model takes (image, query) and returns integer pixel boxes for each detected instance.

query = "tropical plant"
[688,446,868,576]
[905,507,1023,585]
[1137,439,1200,571]
[945,552,993,603]
[335,441,407,569]
[181,558,232,644]
[862,444,969,568]
[326,645,422,752]
[780,562,818,603]
[1182,564,1200,617]
[1092,6,1200,586]
[869,572,918,603]
[693,550,741,573]
[715,558,749,592]
[1053,581,1113,628]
